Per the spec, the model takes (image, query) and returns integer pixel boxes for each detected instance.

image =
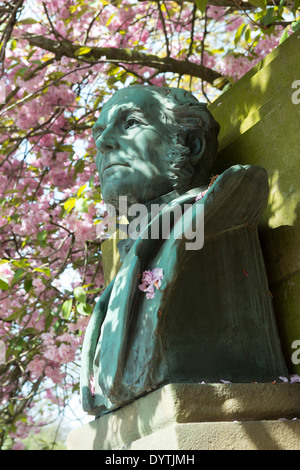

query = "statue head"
[92,85,220,208]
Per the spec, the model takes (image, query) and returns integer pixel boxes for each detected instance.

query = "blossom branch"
[23,33,225,87]
[138,0,283,11]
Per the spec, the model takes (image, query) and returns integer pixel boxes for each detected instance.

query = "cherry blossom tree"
[0,0,299,449]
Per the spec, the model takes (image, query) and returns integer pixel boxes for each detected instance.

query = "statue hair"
[127,85,220,188]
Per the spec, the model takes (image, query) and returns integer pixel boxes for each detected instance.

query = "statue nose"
[97,128,120,152]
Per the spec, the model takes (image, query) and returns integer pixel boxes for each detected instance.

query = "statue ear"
[187,133,207,167]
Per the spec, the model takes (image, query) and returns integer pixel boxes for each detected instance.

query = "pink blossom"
[138,268,164,299]
[220,53,253,81]
[0,263,14,283]
[195,190,208,201]
[225,17,244,32]
[45,388,64,406]
[17,73,44,94]
[32,278,45,295]
[12,441,25,450]
[43,346,58,362]
[207,6,226,21]
[279,376,289,382]
[44,364,66,384]
[90,376,95,396]
[68,316,89,333]
[41,330,55,345]
[0,80,5,103]
[27,357,46,377]
[23,311,46,331]
[290,374,300,383]
[57,341,78,363]
[254,33,280,59]
[201,51,216,69]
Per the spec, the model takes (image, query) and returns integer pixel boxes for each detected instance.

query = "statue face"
[92,87,175,208]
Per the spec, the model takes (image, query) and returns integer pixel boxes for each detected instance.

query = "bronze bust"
[80,85,288,417]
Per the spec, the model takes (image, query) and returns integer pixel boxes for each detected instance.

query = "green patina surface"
[82,81,290,417]
[99,34,300,389]
[102,33,300,374]
[209,32,300,373]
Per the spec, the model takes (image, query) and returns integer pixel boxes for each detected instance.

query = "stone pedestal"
[67,383,300,450]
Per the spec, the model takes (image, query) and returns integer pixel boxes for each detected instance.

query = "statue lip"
[104,162,130,172]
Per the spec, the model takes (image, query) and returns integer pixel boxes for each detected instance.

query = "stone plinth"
[67,383,300,450]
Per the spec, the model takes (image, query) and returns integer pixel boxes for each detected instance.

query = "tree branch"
[0,0,25,76]
[22,33,225,87]
[138,0,282,11]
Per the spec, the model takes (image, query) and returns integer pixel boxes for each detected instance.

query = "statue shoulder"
[212,164,268,193]
[197,164,269,237]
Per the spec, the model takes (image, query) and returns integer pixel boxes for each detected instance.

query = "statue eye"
[125,118,140,129]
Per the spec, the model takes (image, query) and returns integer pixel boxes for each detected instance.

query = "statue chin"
[102,180,176,210]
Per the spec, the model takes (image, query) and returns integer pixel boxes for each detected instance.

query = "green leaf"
[73,159,85,179]
[195,0,208,14]
[12,259,30,269]
[262,7,275,26]
[0,277,9,290]
[62,299,73,320]
[106,12,117,27]
[292,19,300,32]
[74,286,86,304]
[234,24,247,45]
[37,230,47,242]
[27,48,36,61]
[14,268,24,280]
[77,302,93,316]
[14,67,28,79]
[34,266,51,277]
[53,318,62,332]
[89,174,95,189]
[5,310,22,322]
[8,403,14,416]
[24,278,33,292]
[17,18,39,25]
[44,312,54,330]
[93,95,103,110]
[18,414,28,423]
[75,197,89,213]
[86,287,104,294]
[77,184,87,198]
[23,327,39,335]
[279,28,289,44]
[245,27,251,43]
[64,197,76,212]
[57,144,73,152]
[74,46,92,56]
[108,65,120,76]
[72,383,80,393]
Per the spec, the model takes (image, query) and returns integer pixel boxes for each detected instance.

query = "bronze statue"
[80,85,288,417]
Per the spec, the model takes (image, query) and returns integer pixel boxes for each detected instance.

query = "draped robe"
[80,165,288,416]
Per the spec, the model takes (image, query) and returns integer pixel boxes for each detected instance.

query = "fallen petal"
[195,190,208,201]
[279,376,289,383]
[290,374,300,383]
